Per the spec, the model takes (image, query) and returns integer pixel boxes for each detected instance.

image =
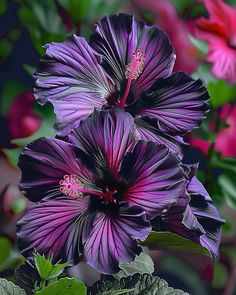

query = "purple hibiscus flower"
[16,109,187,274]
[152,164,224,258]
[34,14,209,153]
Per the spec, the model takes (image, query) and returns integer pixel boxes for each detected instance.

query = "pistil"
[118,49,145,108]
[59,174,114,201]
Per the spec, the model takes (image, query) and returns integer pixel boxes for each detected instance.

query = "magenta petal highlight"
[120,141,187,217]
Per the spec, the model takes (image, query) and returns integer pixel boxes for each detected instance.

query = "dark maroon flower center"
[59,174,117,202]
[117,49,145,108]
[227,37,236,49]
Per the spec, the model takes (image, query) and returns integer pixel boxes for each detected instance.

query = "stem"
[204,108,221,191]
[204,142,215,191]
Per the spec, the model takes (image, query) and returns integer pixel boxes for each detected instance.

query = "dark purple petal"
[18,137,95,202]
[134,116,184,155]
[197,206,222,259]
[69,109,139,176]
[200,226,221,259]
[189,177,223,222]
[17,197,94,264]
[34,35,114,136]
[188,176,212,202]
[84,202,151,274]
[189,177,224,257]
[153,175,223,257]
[131,72,209,135]
[90,14,175,92]
[152,194,205,243]
[120,141,187,217]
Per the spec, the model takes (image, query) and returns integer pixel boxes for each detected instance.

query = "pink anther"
[59,174,83,198]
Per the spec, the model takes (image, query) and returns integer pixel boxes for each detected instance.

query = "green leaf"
[141,231,211,257]
[188,4,206,18]
[212,157,236,173]
[170,0,194,15]
[219,172,236,209]
[2,147,23,167]
[34,254,54,280]
[58,0,90,22]
[0,278,26,295]
[221,218,234,235]
[0,237,11,263]
[189,35,208,56]
[191,64,215,83]
[34,253,67,281]
[207,79,236,108]
[159,256,208,295]
[0,247,24,273]
[191,117,216,141]
[98,289,137,295]
[35,278,86,295]
[89,273,189,295]
[8,28,21,42]
[87,0,126,21]
[0,0,7,16]
[22,63,35,77]
[221,214,235,237]
[212,261,228,289]
[0,39,12,59]
[18,1,68,54]
[25,1,66,34]
[10,196,26,214]
[114,252,154,280]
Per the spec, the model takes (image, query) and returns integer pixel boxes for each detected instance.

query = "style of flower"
[17,109,187,274]
[196,0,236,83]
[34,14,209,154]
[152,164,224,258]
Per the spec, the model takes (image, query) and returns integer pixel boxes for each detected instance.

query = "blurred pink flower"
[196,0,236,83]
[7,92,41,139]
[215,104,236,156]
[190,104,236,157]
[0,184,26,240]
[189,137,210,155]
[134,0,199,73]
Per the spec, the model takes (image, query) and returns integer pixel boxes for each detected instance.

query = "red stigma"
[59,175,118,202]
[125,49,145,81]
[59,174,83,198]
[118,48,145,108]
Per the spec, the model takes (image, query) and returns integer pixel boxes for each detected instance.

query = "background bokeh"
[1,1,236,294]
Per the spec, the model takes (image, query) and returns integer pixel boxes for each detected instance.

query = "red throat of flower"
[118,49,145,108]
[59,174,115,201]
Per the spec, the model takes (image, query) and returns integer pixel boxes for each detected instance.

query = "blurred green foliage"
[142,232,210,257]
